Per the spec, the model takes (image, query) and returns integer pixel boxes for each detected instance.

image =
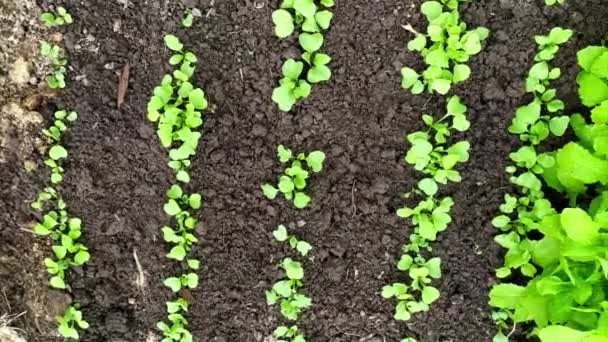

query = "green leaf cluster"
[163,184,201,265]
[148,35,207,186]
[40,41,68,89]
[266,257,312,321]
[274,325,306,342]
[40,6,73,26]
[149,33,205,342]
[273,224,313,257]
[544,0,565,5]
[271,0,334,111]
[401,0,489,95]
[261,145,325,209]
[576,45,608,108]
[404,96,470,185]
[57,304,89,339]
[489,40,608,341]
[382,256,442,321]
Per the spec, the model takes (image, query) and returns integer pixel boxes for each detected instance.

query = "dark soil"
[2,0,608,341]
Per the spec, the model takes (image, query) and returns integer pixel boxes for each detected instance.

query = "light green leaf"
[421,286,440,304]
[49,145,68,160]
[272,9,294,38]
[298,33,323,53]
[294,192,311,209]
[314,10,333,30]
[261,184,279,199]
[164,34,183,51]
[561,208,599,243]
[489,283,526,309]
[293,0,317,18]
[164,277,182,292]
[306,151,325,172]
[418,178,438,196]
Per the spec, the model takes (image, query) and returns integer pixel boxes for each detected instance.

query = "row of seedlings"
[383,0,488,340]
[146,23,208,340]
[262,145,326,341]
[32,6,90,339]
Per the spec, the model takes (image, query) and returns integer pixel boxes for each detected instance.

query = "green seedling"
[273,224,313,256]
[261,145,325,209]
[488,36,608,341]
[182,9,194,27]
[40,41,68,89]
[40,6,73,26]
[401,0,489,95]
[274,325,306,342]
[148,32,206,342]
[544,0,564,5]
[57,304,88,339]
[266,258,312,321]
[271,0,335,111]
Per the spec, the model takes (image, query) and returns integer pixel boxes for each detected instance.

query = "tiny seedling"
[266,258,312,321]
[182,8,197,27]
[273,224,313,257]
[544,0,564,5]
[271,0,335,111]
[40,7,73,26]
[57,304,88,339]
[274,325,306,342]
[401,1,489,95]
[40,41,68,89]
[261,145,325,209]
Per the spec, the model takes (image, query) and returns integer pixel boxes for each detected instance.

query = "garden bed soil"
[1,0,608,341]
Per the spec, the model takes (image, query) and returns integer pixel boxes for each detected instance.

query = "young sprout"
[40,41,68,89]
[40,6,73,26]
[274,325,307,342]
[273,224,313,257]
[182,8,194,27]
[271,0,335,111]
[262,145,325,209]
[266,258,312,321]
[57,304,88,339]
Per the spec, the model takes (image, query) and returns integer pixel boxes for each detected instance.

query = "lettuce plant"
[484,30,608,342]
[147,33,206,342]
[31,111,89,339]
[40,6,73,26]
[271,0,334,111]
[383,96,470,324]
[401,0,489,95]
[261,145,325,209]
[40,41,68,89]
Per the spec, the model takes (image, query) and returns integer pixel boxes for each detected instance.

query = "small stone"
[251,124,267,137]
[9,57,30,85]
